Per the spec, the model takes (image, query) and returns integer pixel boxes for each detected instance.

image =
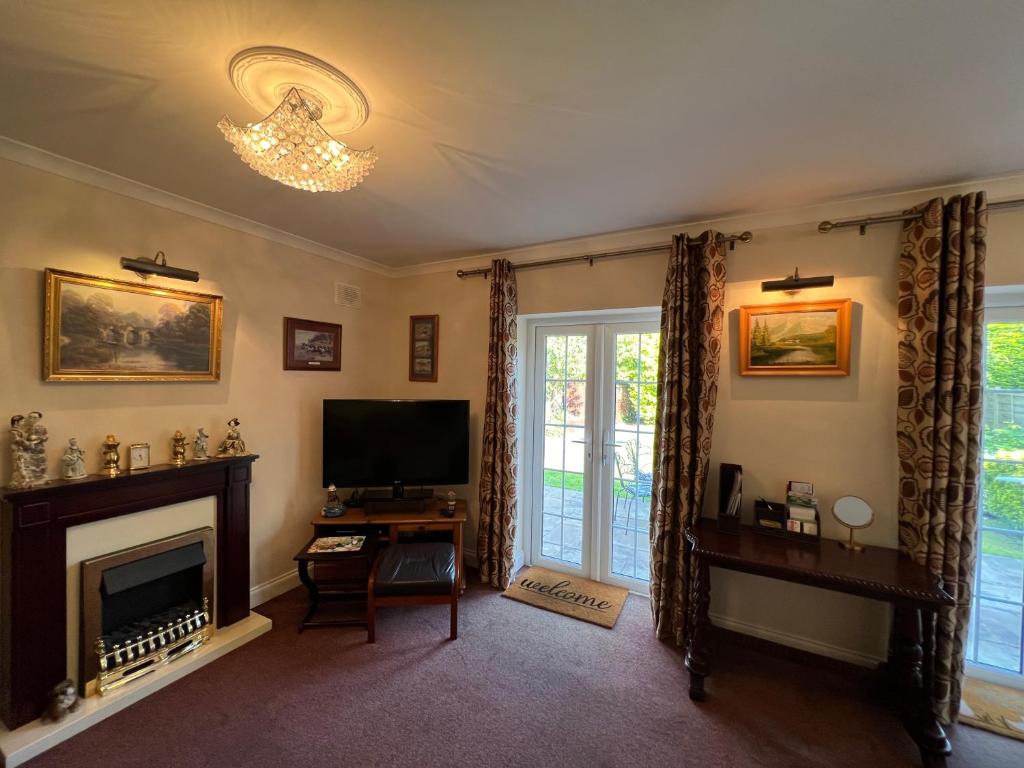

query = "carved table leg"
[894,605,950,767]
[297,559,319,633]
[685,553,711,701]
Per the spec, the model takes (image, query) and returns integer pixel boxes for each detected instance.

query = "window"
[967,296,1024,685]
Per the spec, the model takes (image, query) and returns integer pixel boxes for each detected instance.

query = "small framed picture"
[409,315,439,382]
[129,443,151,471]
[786,519,801,533]
[283,317,342,371]
[802,521,819,536]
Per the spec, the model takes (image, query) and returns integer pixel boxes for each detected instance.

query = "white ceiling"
[2,1,1024,267]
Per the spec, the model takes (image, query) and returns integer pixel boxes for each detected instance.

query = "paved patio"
[541,486,650,580]
[970,553,1024,673]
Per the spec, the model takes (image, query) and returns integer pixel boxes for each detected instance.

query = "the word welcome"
[519,577,612,611]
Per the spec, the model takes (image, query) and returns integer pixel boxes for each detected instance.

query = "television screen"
[322,399,470,488]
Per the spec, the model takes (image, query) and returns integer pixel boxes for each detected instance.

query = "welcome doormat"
[960,677,1024,742]
[502,566,628,628]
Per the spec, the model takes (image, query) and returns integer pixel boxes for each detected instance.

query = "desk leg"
[895,605,950,767]
[454,522,465,595]
[296,559,318,633]
[685,554,711,701]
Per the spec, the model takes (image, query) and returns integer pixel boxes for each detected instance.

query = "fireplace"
[0,454,258,731]
[79,528,215,696]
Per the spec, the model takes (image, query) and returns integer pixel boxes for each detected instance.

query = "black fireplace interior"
[101,542,207,648]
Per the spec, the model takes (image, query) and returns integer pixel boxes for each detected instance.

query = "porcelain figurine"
[171,430,187,466]
[322,483,345,517]
[8,411,49,488]
[192,427,210,461]
[216,418,247,457]
[101,435,121,477]
[41,678,79,723]
[61,437,87,480]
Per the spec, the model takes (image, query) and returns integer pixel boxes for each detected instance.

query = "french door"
[524,313,660,592]
[966,299,1024,687]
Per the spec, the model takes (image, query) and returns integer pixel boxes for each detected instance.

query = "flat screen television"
[322,399,470,494]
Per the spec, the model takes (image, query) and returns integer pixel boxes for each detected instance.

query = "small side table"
[293,535,375,632]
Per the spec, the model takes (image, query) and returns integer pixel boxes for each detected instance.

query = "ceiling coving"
[217,47,377,192]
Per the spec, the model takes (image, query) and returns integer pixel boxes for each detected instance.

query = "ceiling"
[2,1,1024,267]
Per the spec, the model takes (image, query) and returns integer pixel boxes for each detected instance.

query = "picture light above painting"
[43,268,223,382]
[738,299,852,377]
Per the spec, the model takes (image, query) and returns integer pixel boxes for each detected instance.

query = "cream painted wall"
[386,180,1024,663]
[0,158,393,589]
[4,151,1024,664]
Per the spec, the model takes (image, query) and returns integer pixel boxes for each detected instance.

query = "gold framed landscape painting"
[44,268,223,381]
[738,299,851,377]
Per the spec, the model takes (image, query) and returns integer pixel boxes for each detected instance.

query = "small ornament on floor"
[42,678,79,722]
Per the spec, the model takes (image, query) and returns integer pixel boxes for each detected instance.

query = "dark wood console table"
[0,455,258,729]
[684,518,955,767]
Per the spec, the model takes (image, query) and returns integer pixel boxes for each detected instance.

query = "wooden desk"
[684,518,955,767]
[310,499,467,593]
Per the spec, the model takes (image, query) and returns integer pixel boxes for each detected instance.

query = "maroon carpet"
[24,582,1022,767]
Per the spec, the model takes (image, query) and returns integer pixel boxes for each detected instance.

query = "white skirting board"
[249,570,301,607]
[0,612,272,768]
[709,611,885,668]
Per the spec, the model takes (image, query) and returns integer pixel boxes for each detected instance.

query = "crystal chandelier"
[218,87,377,192]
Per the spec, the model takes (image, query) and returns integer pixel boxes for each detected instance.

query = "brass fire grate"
[95,598,211,695]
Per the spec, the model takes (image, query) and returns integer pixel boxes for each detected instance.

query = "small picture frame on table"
[283,317,342,371]
[409,315,439,382]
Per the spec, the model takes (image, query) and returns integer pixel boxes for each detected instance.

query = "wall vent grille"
[334,282,363,308]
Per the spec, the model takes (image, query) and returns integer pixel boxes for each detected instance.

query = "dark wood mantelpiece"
[0,454,258,729]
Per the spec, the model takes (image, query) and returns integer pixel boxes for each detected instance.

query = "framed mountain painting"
[738,299,851,376]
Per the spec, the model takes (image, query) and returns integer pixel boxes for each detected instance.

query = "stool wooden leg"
[450,592,458,640]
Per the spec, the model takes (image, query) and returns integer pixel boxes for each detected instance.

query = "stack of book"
[786,481,819,536]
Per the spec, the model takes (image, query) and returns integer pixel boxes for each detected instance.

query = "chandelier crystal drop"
[218,87,377,192]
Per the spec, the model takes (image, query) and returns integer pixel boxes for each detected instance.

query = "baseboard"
[249,571,300,608]
[710,611,885,669]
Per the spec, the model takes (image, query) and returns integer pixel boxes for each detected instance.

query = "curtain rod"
[455,231,753,279]
[818,196,1024,235]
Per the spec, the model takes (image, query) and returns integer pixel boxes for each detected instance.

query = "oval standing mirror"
[832,495,874,552]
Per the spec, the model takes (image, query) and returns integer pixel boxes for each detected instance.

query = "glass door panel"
[967,308,1024,685]
[607,328,659,587]
[536,330,592,570]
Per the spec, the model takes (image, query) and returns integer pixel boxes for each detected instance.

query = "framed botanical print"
[283,317,342,371]
[738,299,852,376]
[409,315,439,382]
[44,268,223,382]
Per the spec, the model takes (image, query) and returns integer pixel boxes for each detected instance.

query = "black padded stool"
[367,542,458,643]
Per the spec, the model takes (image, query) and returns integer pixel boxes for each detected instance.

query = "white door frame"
[519,308,660,595]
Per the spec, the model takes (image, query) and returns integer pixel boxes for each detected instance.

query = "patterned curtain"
[650,232,727,645]
[897,193,987,724]
[478,259,519,589]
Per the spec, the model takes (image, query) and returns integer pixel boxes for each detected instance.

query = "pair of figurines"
[177,427,212,464]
